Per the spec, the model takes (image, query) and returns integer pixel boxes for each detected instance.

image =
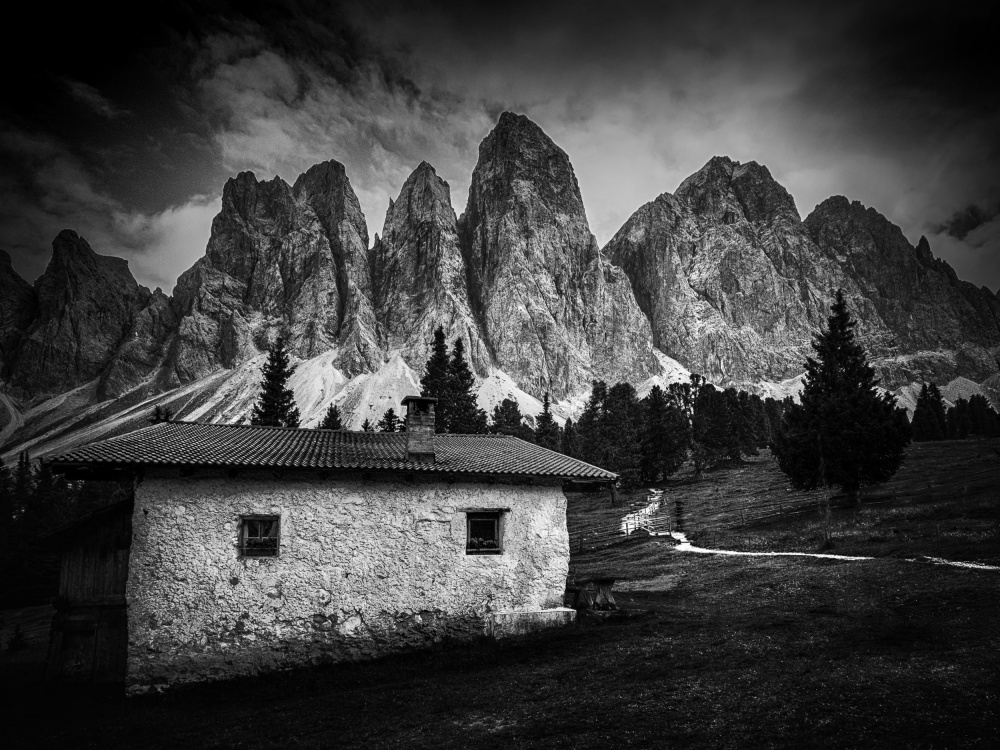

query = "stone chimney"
[401,396,437,463]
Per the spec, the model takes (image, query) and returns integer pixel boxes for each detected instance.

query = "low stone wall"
[126,471,569,692]
[487,607,576,638]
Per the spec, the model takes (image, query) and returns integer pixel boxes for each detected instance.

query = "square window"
[239,516,280,558]
[466,511,503,555]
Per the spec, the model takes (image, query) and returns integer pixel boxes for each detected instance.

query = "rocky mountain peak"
[468,111,587,220]
[459,112,656,398]
[388,160,454,229]
[677,156,799,225]
[8,231,154,399]
[292,159,368,247]
[166,156,380,385]
[370,161,489,375]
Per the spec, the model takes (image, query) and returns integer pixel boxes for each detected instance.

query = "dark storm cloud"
[932,205,999,241]
[2,0,999,290]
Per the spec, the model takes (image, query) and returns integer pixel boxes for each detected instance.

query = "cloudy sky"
[2,0,998,293]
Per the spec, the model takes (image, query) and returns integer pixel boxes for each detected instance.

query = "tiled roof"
[49,422,617,481]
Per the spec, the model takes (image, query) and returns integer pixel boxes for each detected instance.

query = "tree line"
[248,294,995,501]
[910,383,999,440]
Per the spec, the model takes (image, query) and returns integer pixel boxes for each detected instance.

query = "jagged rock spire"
[369,161,490,374]
[458,111,656,399]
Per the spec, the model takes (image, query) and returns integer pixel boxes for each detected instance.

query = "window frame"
[465,510,504,555]
[238,514,281,558]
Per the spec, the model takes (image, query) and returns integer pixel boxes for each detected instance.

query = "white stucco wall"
[126,471,569,692]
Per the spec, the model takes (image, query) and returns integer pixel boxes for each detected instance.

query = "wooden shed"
[43,499,133,687]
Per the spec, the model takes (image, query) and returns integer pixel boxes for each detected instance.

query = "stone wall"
[126,471,569,692]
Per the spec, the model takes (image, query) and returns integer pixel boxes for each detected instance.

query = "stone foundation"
[487,607,576,638]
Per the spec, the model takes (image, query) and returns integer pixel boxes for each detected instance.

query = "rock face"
[804,197,1000,384]
[0,250,36,376]
[606,157,853,383]
[606,157,1000,388]
[168,162,381,384]
[7,231,155,399]
[369,162,491,375]
[458,112,657,398]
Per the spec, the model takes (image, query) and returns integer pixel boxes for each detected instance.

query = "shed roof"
[48,422,618,481]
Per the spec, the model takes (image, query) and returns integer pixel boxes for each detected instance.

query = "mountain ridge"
[1,116,998,459]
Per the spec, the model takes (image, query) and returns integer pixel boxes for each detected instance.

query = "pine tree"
[912,382,947,441]
[640,385,670,482]
[927,383,948,438]
[576,381,608,467]
[420,326,452,432]
[562,418,578,458]
[149,404,173,424]
[534,392,561,450]
[251,338,301,428]
[319,403,343,430]
[968,394,999,437]
[946,399,972,439]
[603,383,643,485]
[640,385,689,482]
[691,384,735,476]
[447,338,488,433]
[491,398,535,442]
[377,408,402,432]
[772,290,910,498]
[361,418,374,432]
[491,398,524,434]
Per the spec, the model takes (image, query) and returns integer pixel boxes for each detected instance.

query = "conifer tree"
[534,392,561,450]
[377,408,402,432]
[603,383,643,485]
[251,338,300,428]
[640,385,689,482]
[562,418,578,458]
[149,404,173,424]
[691,384,735,476]
[968,394,999,437]
[772,290,910,498]
[420,326,452,432]
[319,403,343,430]
[447,338,488,433]
[361,418,373,432]
[946,399,972,439]
[491,398,523,434]
[491,398,535,442]
[912,382,947,441]
[576,381,608,467]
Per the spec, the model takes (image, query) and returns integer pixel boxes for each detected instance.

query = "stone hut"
[49,396,616,694]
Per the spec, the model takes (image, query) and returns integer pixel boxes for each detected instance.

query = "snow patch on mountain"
[636,349,691,399]
[477,368,551,426]
[332,352,421,430]
[290,350,349,427]
[751,373,806,402]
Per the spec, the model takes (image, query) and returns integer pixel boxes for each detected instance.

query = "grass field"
[3,439,998,749]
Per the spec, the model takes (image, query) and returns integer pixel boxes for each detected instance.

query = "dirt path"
[625,489,1000,571]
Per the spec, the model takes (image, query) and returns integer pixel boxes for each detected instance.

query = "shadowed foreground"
[3,549,998,749]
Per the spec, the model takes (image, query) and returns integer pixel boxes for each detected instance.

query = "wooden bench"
[565,575,618,610]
